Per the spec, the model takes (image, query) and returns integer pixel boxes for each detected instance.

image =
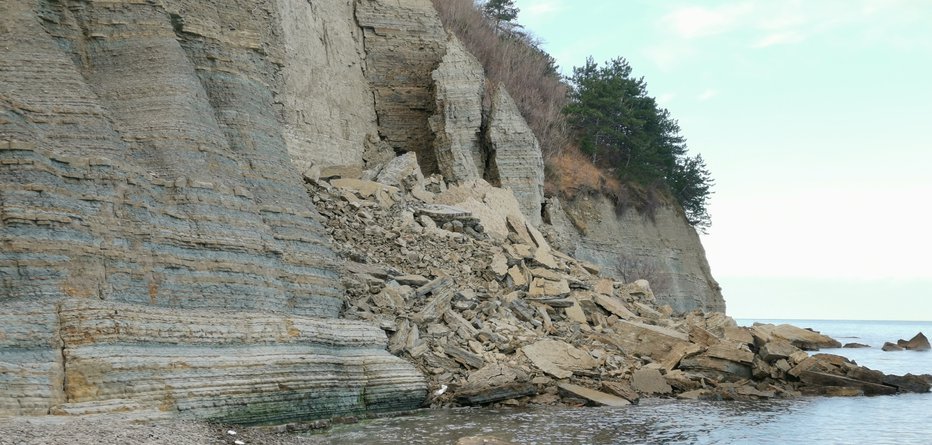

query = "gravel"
[0,416,329,445]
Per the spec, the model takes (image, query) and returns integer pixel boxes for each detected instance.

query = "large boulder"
[904,332,931,351]
[882,342,904,352]
[751,323,841,350]
[521,339,599,379]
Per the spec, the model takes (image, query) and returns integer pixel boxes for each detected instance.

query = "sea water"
[312,320,932,445]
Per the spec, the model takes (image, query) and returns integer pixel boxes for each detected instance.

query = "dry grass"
[431,0,666,210]
[544,147,621,197]
[431,0,570,160]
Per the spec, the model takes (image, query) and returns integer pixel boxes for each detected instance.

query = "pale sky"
[513,0,932,320]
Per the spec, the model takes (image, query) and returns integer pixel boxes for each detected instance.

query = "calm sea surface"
[311,319,932,444]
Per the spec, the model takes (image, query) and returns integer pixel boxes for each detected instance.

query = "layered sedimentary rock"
[356,0,447,173]
[277,0,379,171]
[2,0,726,423]
[486,87,546,227]
[0,0,424,421]
[429,35,485,183]
[546,194,724,314]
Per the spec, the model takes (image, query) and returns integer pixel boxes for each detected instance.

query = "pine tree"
[564,56,713,229]
[482,0,519,25]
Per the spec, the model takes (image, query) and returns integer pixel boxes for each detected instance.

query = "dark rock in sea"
[882,374,931,393]
[843,342,870,349]
[798,371,897,396]
[882,342,904,352]
[904,332,931,351]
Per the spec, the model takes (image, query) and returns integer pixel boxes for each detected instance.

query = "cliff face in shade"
[544,194,725,314]
[0,0,424,422]
[355,0,448,173]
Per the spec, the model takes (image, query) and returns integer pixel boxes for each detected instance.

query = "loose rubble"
[304,154,932,409]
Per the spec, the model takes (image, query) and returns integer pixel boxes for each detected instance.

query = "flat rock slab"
[528,277,570,297]
[706,343,755,365]
[557,383,631,407]
[465,364,523,389]
[679,355,753,380]
[564,298,588,324]
[752,323,841,350]
[444,345,485,369]
[759,339,801,362]
[593,294,637,319]
[454,383,537,406]
[395,274,430,287]
[798,370,897,396]
[522,339,598,379]
[601,381,640,404]
[611,320,690,360]
[415,204,474,222]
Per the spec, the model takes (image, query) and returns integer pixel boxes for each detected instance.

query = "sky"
[513,0,932,320]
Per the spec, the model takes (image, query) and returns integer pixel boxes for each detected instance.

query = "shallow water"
[316,395,932,444]
[314,320,932,444]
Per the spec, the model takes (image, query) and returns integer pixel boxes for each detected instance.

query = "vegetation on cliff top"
[432,0,713,229]
[565,57,713,229]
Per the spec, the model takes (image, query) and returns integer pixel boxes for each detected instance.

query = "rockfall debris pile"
[304,153,932,408]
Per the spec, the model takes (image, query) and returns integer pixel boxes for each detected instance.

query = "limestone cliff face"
[544,194,725,314]
[356,0,545,226]
[356,0,447,173]
[429,35,486,183]
[0,0,722,422]
[278,0,379,171]
[0,0,423,421]
[485,87,546,227]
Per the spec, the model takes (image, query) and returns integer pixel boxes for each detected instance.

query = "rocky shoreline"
[2,154,928,445]
[307,154,931,410]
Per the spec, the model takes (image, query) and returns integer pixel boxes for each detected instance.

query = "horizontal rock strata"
[0,0,425,422]
[547,194,725,314]
[356,0,447,173]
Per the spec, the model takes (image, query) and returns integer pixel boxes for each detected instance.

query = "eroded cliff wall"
[1,0,723,423]
[0,0,424,421]
[278,0,379,171]
[544,194,725,314]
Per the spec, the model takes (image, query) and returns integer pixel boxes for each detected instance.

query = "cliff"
[543,194,725,314]
[1,0,721,424]
[0,0,424,422]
